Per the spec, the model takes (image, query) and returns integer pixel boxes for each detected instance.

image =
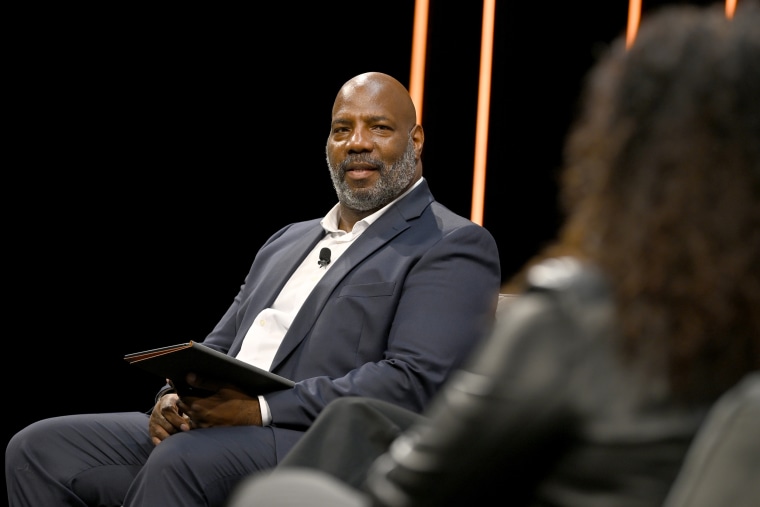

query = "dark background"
[5,1,717,501]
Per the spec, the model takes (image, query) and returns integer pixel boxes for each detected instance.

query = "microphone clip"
[318,247,331,268]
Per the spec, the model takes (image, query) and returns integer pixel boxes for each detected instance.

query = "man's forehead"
[332,78,411,125]
[337,82,387,105]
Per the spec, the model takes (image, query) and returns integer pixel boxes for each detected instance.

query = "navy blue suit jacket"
[199,179,501,459]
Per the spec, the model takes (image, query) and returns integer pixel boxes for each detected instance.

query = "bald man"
[6,72,501,507]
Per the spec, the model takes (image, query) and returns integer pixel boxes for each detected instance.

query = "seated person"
[4,71,502,507]
[226,2,760,506]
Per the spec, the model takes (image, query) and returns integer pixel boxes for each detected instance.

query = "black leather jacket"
[364,258,707,507]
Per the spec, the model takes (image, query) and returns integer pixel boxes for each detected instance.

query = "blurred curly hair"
[508,1,760,403]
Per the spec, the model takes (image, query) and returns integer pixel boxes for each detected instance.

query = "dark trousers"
[5,412,292,506]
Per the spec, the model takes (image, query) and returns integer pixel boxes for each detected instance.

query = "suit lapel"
[229,225,325,357]
[269,181,433,370]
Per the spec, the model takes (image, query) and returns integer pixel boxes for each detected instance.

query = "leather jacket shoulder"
[364,258,696,507]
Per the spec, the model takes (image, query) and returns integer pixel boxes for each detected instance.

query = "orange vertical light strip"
[470,0,496,226]
[626,0,642,49]
[409,0,429,124]
[726,0,737,19]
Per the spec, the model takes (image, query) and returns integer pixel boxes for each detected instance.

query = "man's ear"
[411,124,425,158]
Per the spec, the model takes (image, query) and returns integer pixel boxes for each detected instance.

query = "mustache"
[338,154,383,173]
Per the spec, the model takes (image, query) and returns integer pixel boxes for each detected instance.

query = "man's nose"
[346,128,373,153]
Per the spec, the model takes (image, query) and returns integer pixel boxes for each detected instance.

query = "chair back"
[662,372,760,507]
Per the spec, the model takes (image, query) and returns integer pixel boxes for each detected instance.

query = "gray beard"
[326,137,417,212]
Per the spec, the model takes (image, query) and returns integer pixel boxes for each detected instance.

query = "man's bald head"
[333,72,418,132]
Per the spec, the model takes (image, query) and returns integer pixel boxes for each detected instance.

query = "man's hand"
[149,391,191,446]
[176,372,263,428]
